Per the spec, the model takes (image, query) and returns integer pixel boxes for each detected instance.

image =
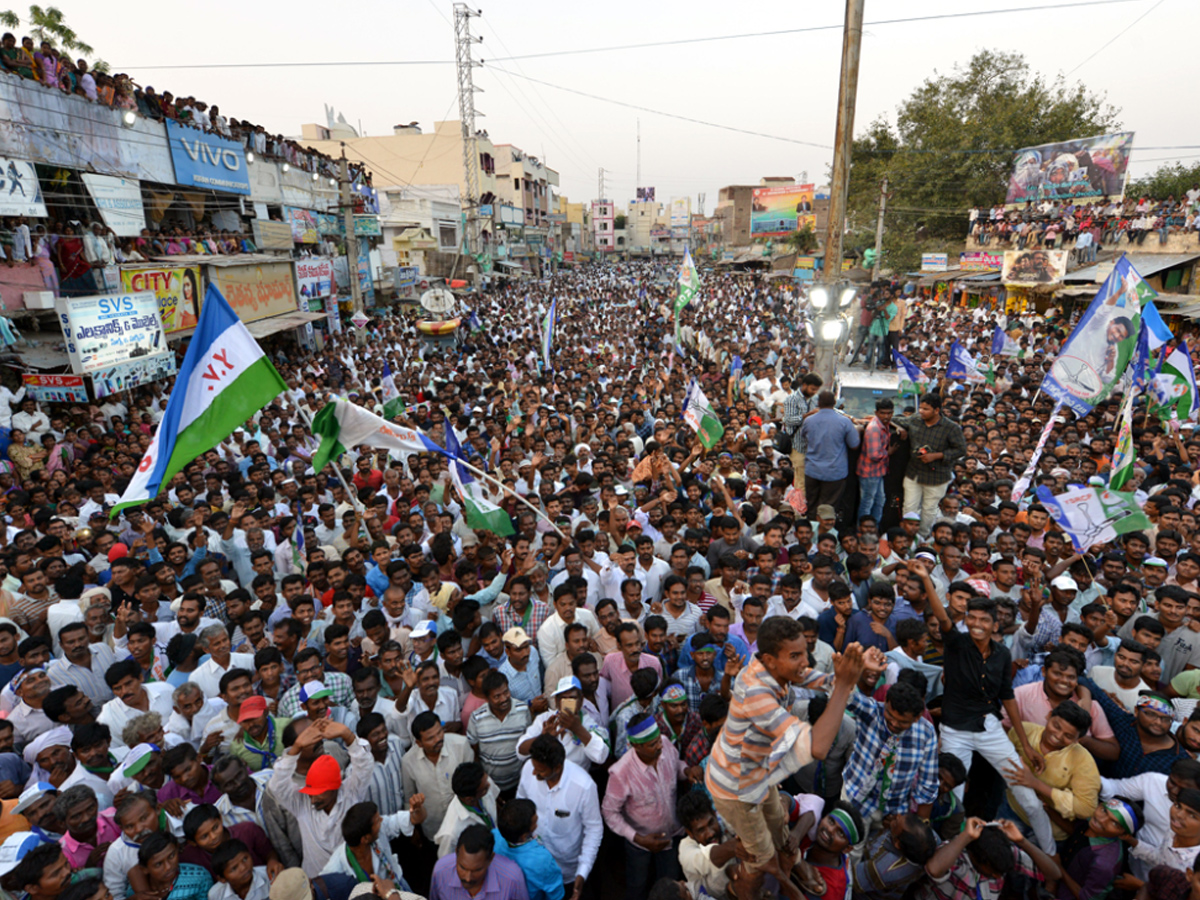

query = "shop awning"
[1064,253,1200,283]
[245,311,325,338]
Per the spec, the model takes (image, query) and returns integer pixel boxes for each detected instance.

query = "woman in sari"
[55,224,92,297]
[7,428,47,483]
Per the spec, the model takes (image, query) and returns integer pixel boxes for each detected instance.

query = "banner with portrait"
[750,185,815,236]
[1002,249,1069,287]
[1005,131,1133,206]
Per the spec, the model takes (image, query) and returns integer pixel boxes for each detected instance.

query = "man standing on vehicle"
[783,373,823,489]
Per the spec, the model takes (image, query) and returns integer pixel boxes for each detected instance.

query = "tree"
[0,5,95,57]
[786,224,818,255]
[1127,161,1200,201]
[845,50,1121,272]
[614,214,627,230]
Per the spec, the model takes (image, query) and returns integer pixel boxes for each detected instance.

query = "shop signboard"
[207,262,298,323]
[21,373,87,403]
[165,120,250,195]
[253,220,293,251]
[296,258,333,300]
[56,291,167,375]
[92,353,178,398]
[921,253,949,272]
[960,251,1003,271]
[0,157,46,217]
[120,266,200,335]
[82,174,145,236]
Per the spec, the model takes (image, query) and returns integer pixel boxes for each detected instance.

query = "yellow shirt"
[1007,722,1100,841]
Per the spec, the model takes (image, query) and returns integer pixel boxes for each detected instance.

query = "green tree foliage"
[845,50,1120,272]
[1127,161,1200,201]
[0,5,100,65]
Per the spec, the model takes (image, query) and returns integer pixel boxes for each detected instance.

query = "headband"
[1103,800,1138,835]
[660,684,687,703]
[1136,694,1174,717]
[829,809,860,845]
[11,667,44,693]
[627,717,661,745]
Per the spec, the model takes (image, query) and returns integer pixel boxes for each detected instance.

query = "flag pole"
[450,455,570,542]
[296,404,367,514]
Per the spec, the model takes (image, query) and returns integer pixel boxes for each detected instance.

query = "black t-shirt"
[940,626,1014,732]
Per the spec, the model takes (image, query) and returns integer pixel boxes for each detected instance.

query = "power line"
[113,0,1140,70]
[1065,0,1168,75]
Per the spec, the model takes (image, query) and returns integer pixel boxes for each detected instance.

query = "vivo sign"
[165,120,251,195]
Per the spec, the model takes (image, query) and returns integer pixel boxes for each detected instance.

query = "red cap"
[236,696,268,723]
[299,754,342,795]
[108,543,129,563]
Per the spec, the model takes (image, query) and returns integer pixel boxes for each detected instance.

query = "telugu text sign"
[296,259,333,299]
[56,292,167,375]
[206,262,299,323]
[21,373,88,403]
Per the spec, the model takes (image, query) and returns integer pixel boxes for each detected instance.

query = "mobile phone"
[559,697,579,716]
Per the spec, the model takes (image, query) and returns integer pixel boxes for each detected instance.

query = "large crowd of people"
[0,258,1192,900]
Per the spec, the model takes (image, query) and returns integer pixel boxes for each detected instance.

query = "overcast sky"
[56,0,1188,210]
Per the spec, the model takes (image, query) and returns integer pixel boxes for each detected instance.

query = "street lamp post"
[807,282,858,387]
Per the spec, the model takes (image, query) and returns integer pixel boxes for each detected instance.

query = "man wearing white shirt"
[549,549,601,608]
[634,537,671,604]
[97,659,176,752]
[11,398,50,442]
[538,587,600,668]
[190,625,255,700]
[165,682,225,750]
[517,734,604,897]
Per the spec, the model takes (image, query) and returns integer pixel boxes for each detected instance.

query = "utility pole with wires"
[339,146,363,315]
[454,3,484,268]
[872,175,889,280]
[820,0,865,287]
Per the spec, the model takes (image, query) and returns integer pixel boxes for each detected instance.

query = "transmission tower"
[454,3,483,259]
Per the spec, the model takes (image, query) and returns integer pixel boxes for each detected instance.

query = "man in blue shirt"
[798,390,860,526]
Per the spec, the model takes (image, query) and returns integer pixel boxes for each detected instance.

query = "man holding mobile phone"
[516,676,609,771]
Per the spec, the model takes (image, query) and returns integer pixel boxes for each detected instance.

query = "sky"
[43,0,1190,211]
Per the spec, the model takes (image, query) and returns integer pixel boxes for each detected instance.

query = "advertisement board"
[207,262,298,323]
[1002,249,1069,286]
[120,266,200,335]
[21,373,87,403]
[750,185,815,236]
[56,292,167,376]
[1005,131,1133,206]
[296,259,333,300]
[637,187,656,202]
[394,266,420,290]
[793,257,817,282]
[960,251,1003,271]
[921,253,949,272]
[670,197,690,228]
[165,120,250,195]
[286,207,320,244]
[92,353,178,398]
[334,215,381,237]
[81,173,144,236]
[253,220,293,251]
[0,157,46,217]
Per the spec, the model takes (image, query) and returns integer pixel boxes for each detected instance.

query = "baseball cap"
[12,783,56,815]
[815,505,836,519]
[298,681,333,704]
[123,743,160,778]
[902,512,922,522]
[1050,575,1078,592]
[411,621,436,640]
[554,675,582,694]
[107,543,129,562]
[237,696,268,723]
[269,869,312,900]
[299,754,342,795]
[502,627,530,646]
[0,832,43,877]
[1145,557,1169,568]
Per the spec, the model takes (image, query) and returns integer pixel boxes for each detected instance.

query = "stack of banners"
[541,299,557,371]
[380,362,404,420]
[893,349,929,385]
[683,380,724,450]
[1037,484,1151,552]
[112,285,287,516]
[1149,343,1200,423]
[448,457,515,537]
[675,248,700,342]
[1110,389,1137,491]
[1011,407,1065,503]
[946,341,992,384]
[310,398,447,474]
[991,325,1021,357]
[1043,255,1152,416]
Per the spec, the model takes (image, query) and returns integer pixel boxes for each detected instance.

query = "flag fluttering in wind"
[113,285,287,516]
[683,379,724,449]
[946,341,991,384]
[675,248,699,343]
[1037,484,1150,552]
[468,309,483,334]
[893,349,929,385]
[541,299,557,371]
[991,325,1020,357]
[1109,388,1137,490]
[310,398,447,474]
[1150,342,1199,423]
[380,362,404,421]
[449,460,515,536]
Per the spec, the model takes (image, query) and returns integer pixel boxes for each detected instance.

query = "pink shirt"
[1005,681,1114,740]
[600,651,663,710]
[461,692,486,730]
[61,809,121,869]
[600,735,687,844]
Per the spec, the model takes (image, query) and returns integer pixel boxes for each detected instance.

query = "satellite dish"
[420,288,456,314]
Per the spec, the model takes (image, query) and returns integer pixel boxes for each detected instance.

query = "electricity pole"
[454,3,483,267]
[872,175,888,279]
[820,0,865,287]
[340,146,363,314]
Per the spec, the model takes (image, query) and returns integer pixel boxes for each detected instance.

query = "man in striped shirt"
[705,616,872,900]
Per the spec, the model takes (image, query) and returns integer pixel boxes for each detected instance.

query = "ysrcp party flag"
[1150,342,1200,423]
[675,248,699,342]
[1037,484,1150,552]
[683,379,724,449]
[541,299,557,371]
[380,362,404,420]
[991,325,1020,357]
[113,284,286,516]
[1044,255,1151,416]
[449,461,514,537]
[893,349,928,385]
[310,398,446,474]
[1109,389,1137,491]
[946,341,989,384]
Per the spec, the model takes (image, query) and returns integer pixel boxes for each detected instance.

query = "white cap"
[411,621,436,639]
[1050,575,1078,592]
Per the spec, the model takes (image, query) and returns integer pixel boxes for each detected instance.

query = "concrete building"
[377,184,463,279]
[592,201,616,253]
